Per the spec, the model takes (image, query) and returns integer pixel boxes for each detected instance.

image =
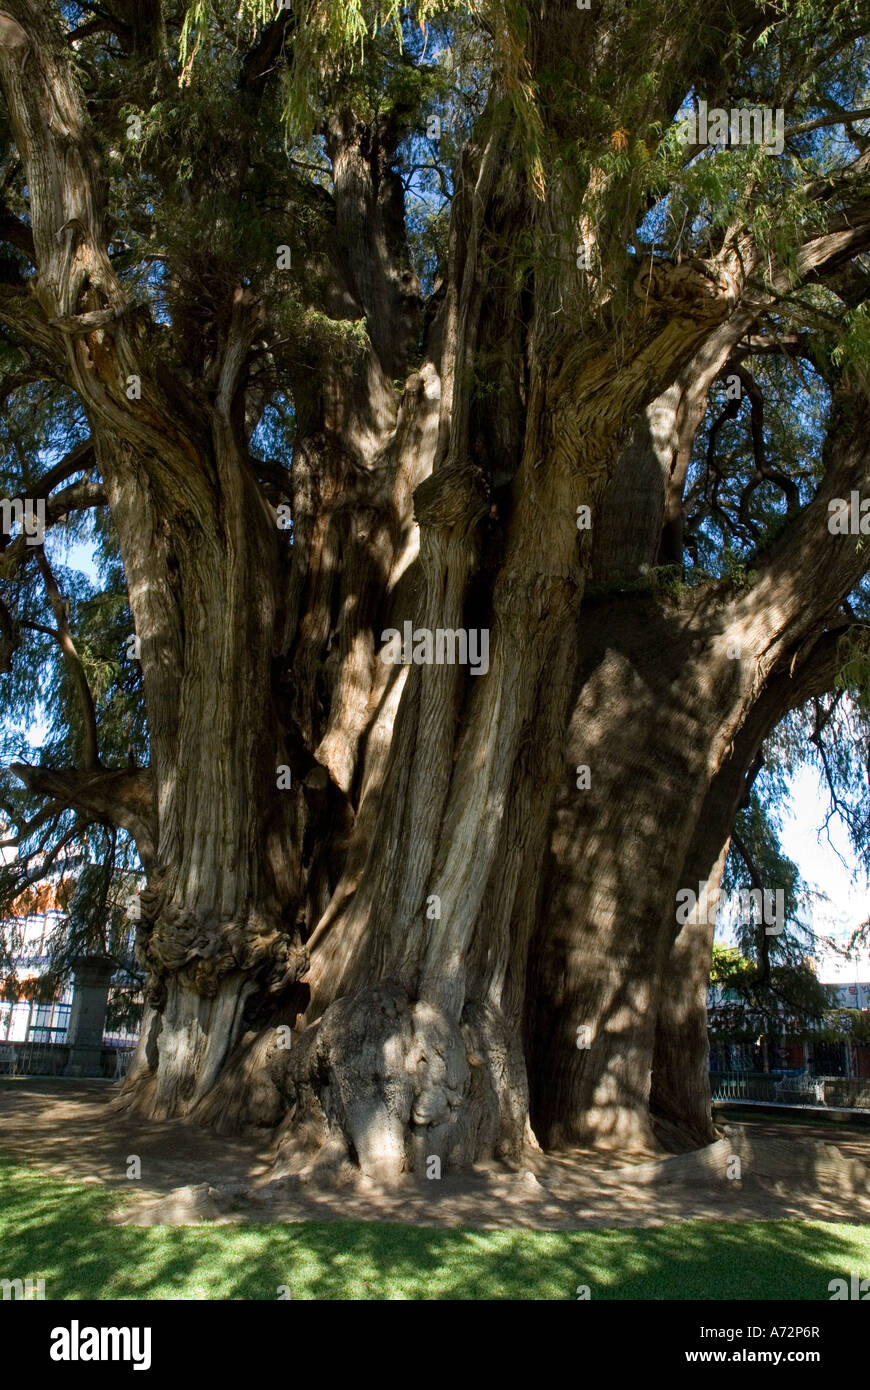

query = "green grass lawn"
[1,1154,869,1300]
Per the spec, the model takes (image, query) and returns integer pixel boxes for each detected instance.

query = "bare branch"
[786,108,870,138]
[31,439,95,499]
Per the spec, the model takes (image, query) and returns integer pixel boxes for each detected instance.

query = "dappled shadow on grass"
[1,1157,869,1301]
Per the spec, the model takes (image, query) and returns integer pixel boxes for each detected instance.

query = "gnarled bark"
[3,0,870,1185]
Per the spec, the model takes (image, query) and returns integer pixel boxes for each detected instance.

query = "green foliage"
[710,942,754,990]
[1,1153,869,1299]
[712,789,833,1035]
[813,1008,870,1045]
[0,376,145,1007]
[650,564,690,600]
[833,302,870,376]
[180,1,465,135]
[718,550,757,589]
[836,630,870,710]
[684,346,831,575]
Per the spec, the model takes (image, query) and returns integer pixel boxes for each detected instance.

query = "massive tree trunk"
[136,33,747,1177]
[107,425,312,1120]
[528,391,870,1153]
[527,592,744,1152]
[3,0,870,1182]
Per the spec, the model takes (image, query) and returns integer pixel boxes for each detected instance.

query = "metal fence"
[823,1077,870,1109]
[710,1070,870,1108]
[0,1040,136,1079]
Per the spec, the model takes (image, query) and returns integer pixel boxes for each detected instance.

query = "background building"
[0,876,141,1074]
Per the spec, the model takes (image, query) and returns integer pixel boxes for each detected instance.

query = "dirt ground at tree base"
[2,1077,870,1232]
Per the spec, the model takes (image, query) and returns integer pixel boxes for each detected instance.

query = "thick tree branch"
[17,618,57,639]
[67,18,115,45]
[45,478,106,520]
[0,284,69,369]
[796,205,870,285]
[731,332,816,365]
[0,455,104,575]
[30,438,95,499]
[0,0,201,473]
[9,763,155,870]
[786,108,870,138]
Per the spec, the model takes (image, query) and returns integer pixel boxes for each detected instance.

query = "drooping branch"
[2,814,88,898]
[9,763,155,870]
[727,827,776,990]
[731,366,801,527]
[0,798,63,849]
[730,827,764,886]
[805,688,870,850]
[33,547,100,771]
